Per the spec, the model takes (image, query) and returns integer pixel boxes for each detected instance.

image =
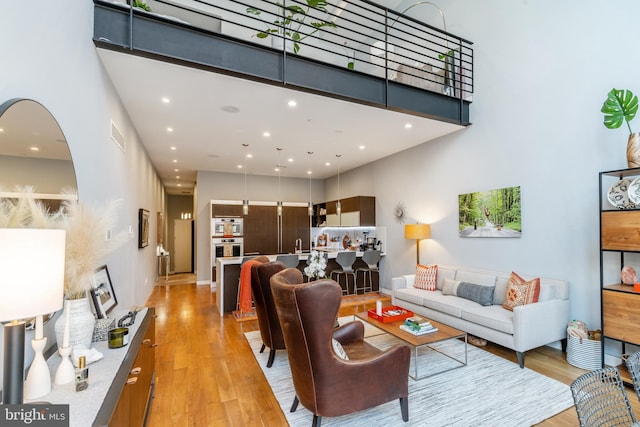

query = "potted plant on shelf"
[601,88,640,168]
[246,0,337,55]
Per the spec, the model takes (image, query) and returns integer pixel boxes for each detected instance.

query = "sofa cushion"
[502,272,540,311]
[494,276,509,305]
[456,282,495,306]
[442,278,461,296]
[454,270,497,287]
[422,291,481,318]
[414,264,437,290]
[394,287,426,306]
[436,267,456,290]
[462,305,514,335]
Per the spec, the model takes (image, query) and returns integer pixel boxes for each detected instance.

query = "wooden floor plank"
[145,274,640,426]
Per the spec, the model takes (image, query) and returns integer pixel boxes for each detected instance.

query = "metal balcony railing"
[97,0,473,101]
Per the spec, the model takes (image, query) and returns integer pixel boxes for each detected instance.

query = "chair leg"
[290,396,299,412]
[266,348,276,368]
[260,344,265,353]
[312,415,322,427]
[400,396,409,422]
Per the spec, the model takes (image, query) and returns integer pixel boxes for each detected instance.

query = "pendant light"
[242,143,249,215]
[277,148,283,217]
[307,151,314,216]
[335,154,342,217]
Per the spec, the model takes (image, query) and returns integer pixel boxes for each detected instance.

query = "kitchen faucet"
[295,238,303,254]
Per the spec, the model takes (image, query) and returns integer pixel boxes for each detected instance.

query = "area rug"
[245,318,574,426]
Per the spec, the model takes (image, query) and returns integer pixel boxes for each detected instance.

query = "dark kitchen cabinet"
[243,204,310,255]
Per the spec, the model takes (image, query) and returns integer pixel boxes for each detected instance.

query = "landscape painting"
[458,186,521,238]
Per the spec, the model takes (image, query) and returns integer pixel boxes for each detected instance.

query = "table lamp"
[0,228,66,404]
[405,223,431,265]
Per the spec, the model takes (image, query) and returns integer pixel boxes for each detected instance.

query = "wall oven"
[212,237,244,264]
[212,217,243,237]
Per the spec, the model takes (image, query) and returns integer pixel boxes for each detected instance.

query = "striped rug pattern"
[245,319,574,426]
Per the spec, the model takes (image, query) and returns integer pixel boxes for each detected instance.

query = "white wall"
[1,1,165,312]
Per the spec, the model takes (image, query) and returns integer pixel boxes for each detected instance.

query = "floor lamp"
[0,228,66,404]
[405,223,431,265]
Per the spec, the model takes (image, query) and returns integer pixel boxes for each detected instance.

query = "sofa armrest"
[392,275,415,293]
[512,299,570,352]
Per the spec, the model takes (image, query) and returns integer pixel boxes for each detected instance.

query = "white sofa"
[391,265,570,368]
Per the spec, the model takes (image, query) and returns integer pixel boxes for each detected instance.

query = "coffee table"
[355,310,467,380]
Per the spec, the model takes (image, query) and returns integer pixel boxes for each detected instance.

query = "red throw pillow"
[502,271,540,311]
[414,264,438,291]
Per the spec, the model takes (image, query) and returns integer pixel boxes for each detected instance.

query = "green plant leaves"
[601,88,638,133]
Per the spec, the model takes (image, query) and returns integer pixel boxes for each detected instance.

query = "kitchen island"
[214,251,385,316]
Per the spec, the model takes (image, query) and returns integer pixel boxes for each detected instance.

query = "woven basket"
[567,335,602,370]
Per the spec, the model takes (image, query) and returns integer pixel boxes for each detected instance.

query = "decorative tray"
[367,305,413,323]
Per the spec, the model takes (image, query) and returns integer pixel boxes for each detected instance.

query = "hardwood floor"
[144,275,639,426]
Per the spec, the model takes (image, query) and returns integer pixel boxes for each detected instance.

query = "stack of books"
[400,316,438,336]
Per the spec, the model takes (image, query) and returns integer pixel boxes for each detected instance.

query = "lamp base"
[2,321,25,404]
[24,337,51,400]
[54,346,74,385]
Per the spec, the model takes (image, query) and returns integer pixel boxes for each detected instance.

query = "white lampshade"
[0,228,66,321]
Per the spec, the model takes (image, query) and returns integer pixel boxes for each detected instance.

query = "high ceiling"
[97,47,464,195]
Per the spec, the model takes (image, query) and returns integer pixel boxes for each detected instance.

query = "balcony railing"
[99,0,473,102]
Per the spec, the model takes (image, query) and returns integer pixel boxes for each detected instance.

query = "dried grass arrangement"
[0,187,126,299]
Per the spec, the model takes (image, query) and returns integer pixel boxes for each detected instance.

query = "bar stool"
[355,250,381,294]
[276,254,300,269]
[330,251,357,295]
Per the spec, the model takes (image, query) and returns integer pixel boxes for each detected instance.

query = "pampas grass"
[0,187,126,299]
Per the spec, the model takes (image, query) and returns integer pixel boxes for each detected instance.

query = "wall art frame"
[90,264,118,319]
[139,208,150,248]
[458,185,522,238]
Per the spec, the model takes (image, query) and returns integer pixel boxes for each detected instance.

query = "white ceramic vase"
[54,297,96,351]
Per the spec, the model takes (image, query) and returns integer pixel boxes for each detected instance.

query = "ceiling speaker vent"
[111,120,126,152]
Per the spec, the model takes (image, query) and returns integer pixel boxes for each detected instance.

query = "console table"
[34,307,156,426]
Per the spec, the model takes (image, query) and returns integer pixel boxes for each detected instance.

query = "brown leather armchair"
[250,260,286,367]
[270,268,410,427]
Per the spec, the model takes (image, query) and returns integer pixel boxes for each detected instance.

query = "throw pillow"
[456,282,495,306]
[414,264,438,291]
[502,271,541,311]
[442,278,461,296]
[332,338,349,360]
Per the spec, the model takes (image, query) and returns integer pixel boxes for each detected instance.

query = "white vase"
[55,298,96,351]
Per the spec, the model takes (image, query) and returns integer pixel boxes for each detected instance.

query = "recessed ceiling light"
[167,127,174,132]
[274,167,280,172]
[176,175,180,179]
[174,168,179,172]
[288,157,293,162]
[161,97,170,104]
[247,153,253,158]
[237,164,242,169]
[170,146,177,151]
[359,145,365,150]
[0,128,4,132]
[172,159,178,163]
[30,146,39,151]
[288,100,297,107]
[325,162,331,166]
[263,132,271,137]
[177,183,182,187]
[220,105,240,113]
[405,123,413,129]
[307,170,312,175]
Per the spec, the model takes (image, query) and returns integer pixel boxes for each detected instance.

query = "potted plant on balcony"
[601,88,640,168]
[246,0,337,54]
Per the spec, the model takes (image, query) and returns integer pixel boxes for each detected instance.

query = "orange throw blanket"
[239,259,261,313]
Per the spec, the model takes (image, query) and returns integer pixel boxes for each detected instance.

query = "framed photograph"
[458,186,522,238]
[90,265,118,319]
[139,208,150,248]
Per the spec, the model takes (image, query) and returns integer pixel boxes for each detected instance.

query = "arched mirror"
[0,99,77,394]
[0,98,77,206]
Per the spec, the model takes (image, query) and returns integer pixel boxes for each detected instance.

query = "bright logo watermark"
[1,405,68,426]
